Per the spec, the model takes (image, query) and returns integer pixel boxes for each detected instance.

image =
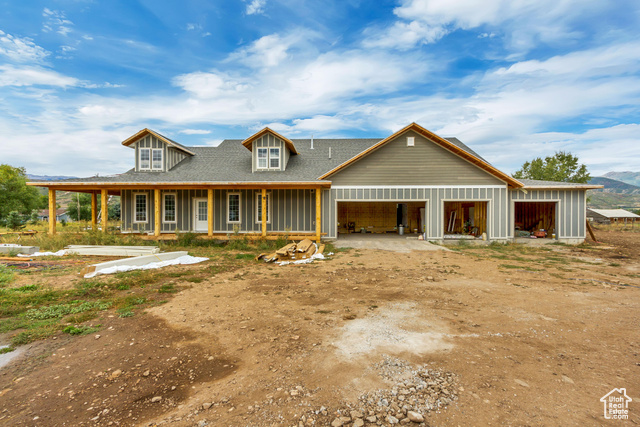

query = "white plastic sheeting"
[84,255,208,278]
[18,250,68,257]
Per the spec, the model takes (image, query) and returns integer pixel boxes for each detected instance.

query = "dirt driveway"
[0,230,638,426]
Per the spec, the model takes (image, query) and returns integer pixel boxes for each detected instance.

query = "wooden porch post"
[315,187,322,243]
[261,188,267,238]
[101,189,108,233]
[48,188,56,235]
[154,189,161,237]
[91,192,98,230]
[207,189,213,237]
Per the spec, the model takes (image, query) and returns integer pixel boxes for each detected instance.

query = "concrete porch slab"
[333,233,448,253]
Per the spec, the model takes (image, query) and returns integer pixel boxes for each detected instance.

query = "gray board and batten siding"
[328,130,505,186]
[121,188,317,234]
[509,189,586,240]
[321,129,511,240]
[134,135,188,172]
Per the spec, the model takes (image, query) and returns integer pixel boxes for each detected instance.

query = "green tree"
[66,193,93,221]
[0,165,46,221]
[513,151,590,183]
[108,199,121,220]
[5,211,25,230]
[66,194,121,221]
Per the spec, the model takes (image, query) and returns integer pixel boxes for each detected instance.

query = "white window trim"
[163,192,177,224]
[227,192,241,224]
[255,192,271,224]
[133,192,148,223]
[257,148,268,169]
[151,148,163,171]
[139,148,151,171]
[269,147,280,169]
[256,146,281,170]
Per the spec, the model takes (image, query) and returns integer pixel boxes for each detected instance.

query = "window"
[227,193,241,223]
[256,146,280,170]
[134,193,147,223]
[163,193,176,223]
[269,147,280,169]
[152,149,163,170]
[257,148,268,169]
[139,148,150,170]
[407,136,415,146]
[255,192,271,223]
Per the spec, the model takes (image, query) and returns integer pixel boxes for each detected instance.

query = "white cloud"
[0,30,50,63]
[246,0,267,15]
[179,129,212,135]
[0,65,80,87]
[363,20,447,50]
[42,8,74,37]
[227,31,319,69]
[364,0,607,51]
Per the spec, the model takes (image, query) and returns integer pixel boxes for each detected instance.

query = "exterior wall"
[509,189,586,240]
[167,147,188,170]
[330,130,505,186]
[121,188,316,233]
[322,185,510,241]
[251,134,288,172]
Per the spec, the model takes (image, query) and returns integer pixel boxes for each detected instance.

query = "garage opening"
[514,202,556,239]
[443,201,487,239]
[338,202,426,235]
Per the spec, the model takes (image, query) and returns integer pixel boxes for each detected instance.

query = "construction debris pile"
[257,239,328,265]
[299,356,458,426]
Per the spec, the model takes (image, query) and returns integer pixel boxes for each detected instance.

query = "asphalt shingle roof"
[45,136,484,184]
[517,179,601,189]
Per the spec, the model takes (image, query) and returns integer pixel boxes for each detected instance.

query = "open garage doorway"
[337,202,426,236]
[443,201,487,240]
[514,202,557,239]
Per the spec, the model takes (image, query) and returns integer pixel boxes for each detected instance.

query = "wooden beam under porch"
[137,232,327,241]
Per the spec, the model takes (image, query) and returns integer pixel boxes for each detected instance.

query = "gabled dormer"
[241,127,298,173]
[122,129,195,172]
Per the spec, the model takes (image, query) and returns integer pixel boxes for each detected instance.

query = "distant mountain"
[589,177,640,194]
[603,171,640,187]
[27,174,77,181]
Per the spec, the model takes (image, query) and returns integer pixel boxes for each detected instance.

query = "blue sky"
[1,0,639,177]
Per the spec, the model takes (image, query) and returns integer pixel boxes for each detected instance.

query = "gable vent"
[407,136,415,146]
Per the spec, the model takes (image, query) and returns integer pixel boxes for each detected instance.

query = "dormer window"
[140,148,150,170]
[257,148,268,169]
[257,147,280,170]
[152,149,163,170]
[269,147,280,169]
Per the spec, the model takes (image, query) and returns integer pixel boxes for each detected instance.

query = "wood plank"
[154,189,161,237]
[207,189,213,237]
[261,188,267,238]
[586,220,597,242]
[48,188,56,235]
[101,189,108,233]
[316,188,322,242]
[91,192,98,230]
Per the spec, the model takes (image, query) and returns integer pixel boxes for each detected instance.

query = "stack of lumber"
[257,239,325,263]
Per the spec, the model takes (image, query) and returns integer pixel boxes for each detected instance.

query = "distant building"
[587,208,639,224]
[38,208,70,223]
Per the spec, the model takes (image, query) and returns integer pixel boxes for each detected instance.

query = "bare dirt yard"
[0,229,639,426]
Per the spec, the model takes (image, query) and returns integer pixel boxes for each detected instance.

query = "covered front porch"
[36,183,328,243]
